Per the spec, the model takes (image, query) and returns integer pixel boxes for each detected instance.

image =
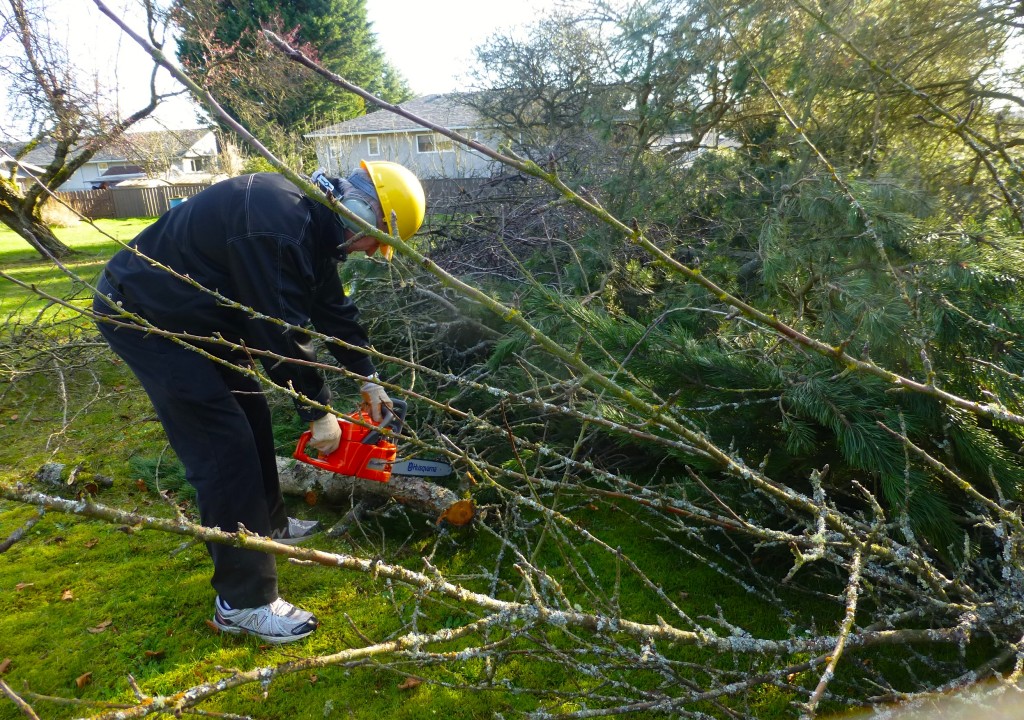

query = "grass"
[0,219,153,325]
[0,218,150,265]
[0,221,826,719]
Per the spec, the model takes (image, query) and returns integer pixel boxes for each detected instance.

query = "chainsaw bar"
[367,457,453,478]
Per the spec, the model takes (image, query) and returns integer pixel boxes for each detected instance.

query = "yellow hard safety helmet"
[360,160,425,254]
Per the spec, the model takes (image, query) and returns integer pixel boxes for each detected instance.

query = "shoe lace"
[254,598,304,635]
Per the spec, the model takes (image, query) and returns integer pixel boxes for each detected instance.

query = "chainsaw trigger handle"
[362,398,407,446]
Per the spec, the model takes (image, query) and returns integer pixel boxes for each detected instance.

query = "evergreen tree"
[175,0,411,165]
[456,0,1024,548]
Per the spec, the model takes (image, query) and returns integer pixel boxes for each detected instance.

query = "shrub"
[40,197,81,228]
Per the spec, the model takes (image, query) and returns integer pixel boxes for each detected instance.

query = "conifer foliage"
[174,0,410,163]
[460,0,1024,549]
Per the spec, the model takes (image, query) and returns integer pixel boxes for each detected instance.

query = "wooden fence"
[55,189,115,219]
[58,178,510,220]
[57,184,210,220]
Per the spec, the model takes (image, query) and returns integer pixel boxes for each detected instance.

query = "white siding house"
[5,129,221,191]
[304,95,502,179]
[0,150,45,192]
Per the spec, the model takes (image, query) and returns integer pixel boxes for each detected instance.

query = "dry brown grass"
[39,196,81,228]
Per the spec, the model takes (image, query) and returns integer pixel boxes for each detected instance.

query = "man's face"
[347,231,395,260]
[348,233,384,257]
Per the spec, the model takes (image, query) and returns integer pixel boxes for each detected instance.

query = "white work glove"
[359,376,392,423]
[309,413,342,454]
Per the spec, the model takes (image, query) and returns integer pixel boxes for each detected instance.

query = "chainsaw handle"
[362,398,407,445]
[293,430,337,472]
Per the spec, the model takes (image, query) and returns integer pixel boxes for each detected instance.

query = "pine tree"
[175,0,411,164]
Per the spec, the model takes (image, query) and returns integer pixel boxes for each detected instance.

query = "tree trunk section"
[0,204,73,259]
[276,456,474,528]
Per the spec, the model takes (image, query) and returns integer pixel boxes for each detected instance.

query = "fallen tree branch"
[10,687,251,719]
[0,485,977,656]
[804,547,864,717]
[86,613,509,720]
[0,679,41,720]
[0,510,42,553]
[262,24,1024,430]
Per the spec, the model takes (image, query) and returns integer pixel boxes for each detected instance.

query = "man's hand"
[360,377,392,422]
[309,413,342,454]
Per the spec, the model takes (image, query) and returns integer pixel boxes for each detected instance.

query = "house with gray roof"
[304,94,502,180]
[4,128,221,191]
[1,148,45,192]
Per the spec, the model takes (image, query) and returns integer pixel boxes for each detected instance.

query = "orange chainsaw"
[293,399,453,483]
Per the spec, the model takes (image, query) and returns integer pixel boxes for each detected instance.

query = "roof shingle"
[2,128,214,166]
[305,94,482,137]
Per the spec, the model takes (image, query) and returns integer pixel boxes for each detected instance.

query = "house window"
[367,136,380,156]
[416,133,453,154]
[183,158,196,173]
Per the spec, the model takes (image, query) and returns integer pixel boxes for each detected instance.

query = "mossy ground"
[0,222,852,719]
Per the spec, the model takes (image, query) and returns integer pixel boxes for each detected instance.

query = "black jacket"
[102,172,376,420]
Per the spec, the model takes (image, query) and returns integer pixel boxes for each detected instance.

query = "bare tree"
[0,0,174,258]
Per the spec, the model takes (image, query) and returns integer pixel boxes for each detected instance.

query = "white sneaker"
[269,517,322,546]
[212,596,319,643]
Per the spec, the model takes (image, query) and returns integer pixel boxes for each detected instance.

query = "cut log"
[275,456,474,528]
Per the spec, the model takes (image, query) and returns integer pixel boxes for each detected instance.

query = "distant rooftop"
[306,94,482,137]
[3,128,216,166]
[87,165,147,187]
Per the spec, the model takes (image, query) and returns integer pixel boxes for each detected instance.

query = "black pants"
[94,275,285,608]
